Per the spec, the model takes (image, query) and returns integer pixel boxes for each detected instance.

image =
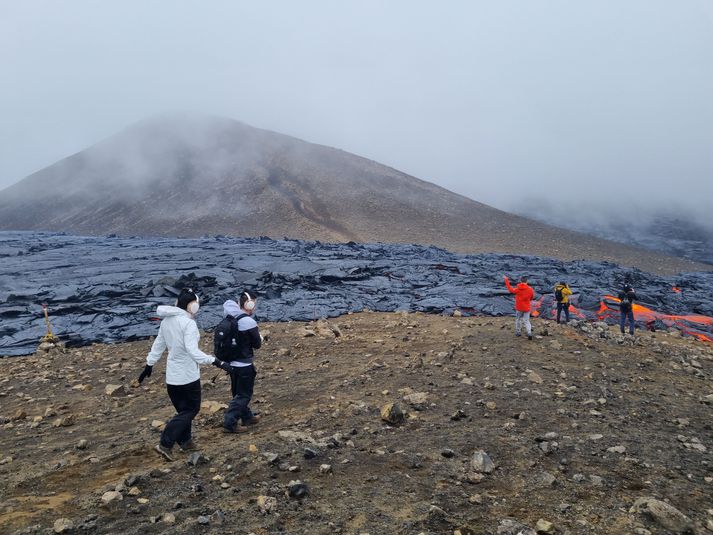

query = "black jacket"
[213,314,261,364]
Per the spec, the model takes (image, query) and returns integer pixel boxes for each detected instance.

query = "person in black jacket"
[618,284,637,335]
[214,291,262,433]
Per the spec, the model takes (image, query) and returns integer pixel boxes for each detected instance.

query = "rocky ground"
[1,312,712,535]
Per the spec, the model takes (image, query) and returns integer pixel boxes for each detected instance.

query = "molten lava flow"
[598,295,713,342]
[530,297,542,317]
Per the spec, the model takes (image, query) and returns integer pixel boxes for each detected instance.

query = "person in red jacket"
[504,275,535,340]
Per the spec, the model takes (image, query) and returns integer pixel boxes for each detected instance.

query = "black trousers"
[161,379,201,448]
[556,302,570,323]
[224,365,256,429]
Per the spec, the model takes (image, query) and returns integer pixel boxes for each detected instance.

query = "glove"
[213,358,232,372]
[138,364,153,384]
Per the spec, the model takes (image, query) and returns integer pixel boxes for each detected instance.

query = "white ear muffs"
[188,294,200,315]
[243,292,256,311]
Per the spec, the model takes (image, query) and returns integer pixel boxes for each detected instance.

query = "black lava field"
[2,231,713,356]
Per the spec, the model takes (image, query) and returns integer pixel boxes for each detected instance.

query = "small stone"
[468,494,482,505]
[197,516,210,525]
[607,445,626,454]
[137,498,149,504]
[12,409,27,421]
[535,518,555,533]
[303,447,319,459]
[257,495,277,514]
[380,402,405,424]
[403,392,429,410]
[287,480,310,498]
[441,449,456,458]
[630,497,693,533]
[150,420,165,430]
[187,452,209,466]
[527,371,544,384]
[470,450,495,473]
[209,510,225,524]
[497,518,537,535]
[589,475,604,486]
[76,439,88,450]
[162,513,176,524]
[53,518,74,533]
[101,491,123,506]
[486,401,497,410]
[262,452,280,465]
[53,415,75,427]
[105,384,127,397]
[128,487,141,496]
[450,409,467,421]
[248,444,258,453]
[0,456,12,465]
[319,464,333,474]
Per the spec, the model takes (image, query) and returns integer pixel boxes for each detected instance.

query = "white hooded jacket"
[146,305,216,385]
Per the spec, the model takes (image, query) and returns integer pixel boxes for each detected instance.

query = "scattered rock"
[53,518,74,533]
[287,480,310,499]
[187,452,209,466]
[303,447,319,459]
[104,384,126,397]
[497,518,537,535]
[403,391,429,410]
[470,450,495,473]
[76,439,88,450]
[630,496,693,533]
[527,371,544,384]
[257,495,277,514]
[53,415,75,427]
[450,409,467,421]
[535,518,555,533]
[319,464,333,474]
[101,491,123,507]
[380,402,405,425]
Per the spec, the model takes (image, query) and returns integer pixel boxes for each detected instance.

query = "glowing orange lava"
[598,295,713,342]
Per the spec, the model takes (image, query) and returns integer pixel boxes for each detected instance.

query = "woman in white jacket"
[137,288,231,461]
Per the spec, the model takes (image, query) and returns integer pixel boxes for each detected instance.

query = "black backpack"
[214,313,247,361]
[555,287,564,303]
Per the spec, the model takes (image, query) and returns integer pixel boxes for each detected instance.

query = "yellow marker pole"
[41,303,58,343]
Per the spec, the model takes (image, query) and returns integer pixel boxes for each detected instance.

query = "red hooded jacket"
[504,276,535,312]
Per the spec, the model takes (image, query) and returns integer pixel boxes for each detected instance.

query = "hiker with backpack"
[214,291,263,433]
[504,275,536,340]
[137,288,232,461]
[554,281,573,324]
[618,284,637,335]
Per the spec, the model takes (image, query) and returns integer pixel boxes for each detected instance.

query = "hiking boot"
[528,335,533,341]
[244,414,262,426]
[223,424,249,434]
[178,439,198,451]
[154,443,174,462]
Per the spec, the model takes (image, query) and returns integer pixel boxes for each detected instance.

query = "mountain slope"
[0,113,707,274]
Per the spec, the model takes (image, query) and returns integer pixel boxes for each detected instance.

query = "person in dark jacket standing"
[137,288,231,461]
[554,282,573,324]
[214,291,262,433]
[618,284,637,335]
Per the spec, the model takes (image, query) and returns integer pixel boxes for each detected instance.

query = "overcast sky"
[1,1,712,224]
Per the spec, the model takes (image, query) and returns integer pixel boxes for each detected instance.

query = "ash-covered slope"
[0,113,706,273]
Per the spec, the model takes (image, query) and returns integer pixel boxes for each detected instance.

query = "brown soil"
[1,312,712,534]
